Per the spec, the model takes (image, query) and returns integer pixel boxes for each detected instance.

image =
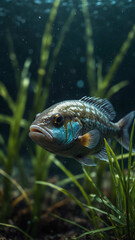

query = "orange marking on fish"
[79,133,91,147]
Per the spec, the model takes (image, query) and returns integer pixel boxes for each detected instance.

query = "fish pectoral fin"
[78,129,100,149]
[75,156,96,166]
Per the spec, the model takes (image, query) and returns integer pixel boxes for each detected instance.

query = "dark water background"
[0,0,135,174]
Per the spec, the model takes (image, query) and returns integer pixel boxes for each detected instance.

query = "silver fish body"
[29,96,135,166]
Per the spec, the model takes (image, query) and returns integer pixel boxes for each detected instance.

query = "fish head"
[29,103,82,153]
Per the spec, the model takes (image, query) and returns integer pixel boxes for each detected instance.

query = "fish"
[29,96,135,166]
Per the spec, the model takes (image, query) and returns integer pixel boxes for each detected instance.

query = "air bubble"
[77,80,84,88]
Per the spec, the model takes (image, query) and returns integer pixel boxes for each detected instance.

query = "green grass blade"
[6,29,21,87]
[125,122,135,239]
[102,195,125,220]
[0,114,28,128]
[97,62,103,91]
[83,204,125,225]
[57,173,84,187]
[49,159,99,228]
[105,139,126,192]
[0,82,15,112]
[83,166,104,197]
[33,0,61,115]
[5,59,30,173]
[102,25,135,91]
[127,122,135,190]
[73,226,116,240]
[50,213,89,232]
[120,141,125,184]
[104,140,118,186]
[39,9,75,111]
[0,223,33,240]
[83,166,126,224]
[82,0,96,95]
[116,152,135,160]
[83,165,126,232]
[0,151,7,164]
[36,181,91,220]
[106,80,128,99]
[0,169,32,212]
[0,135,4,145]
[53,159,91,206]
[39,0,61,70]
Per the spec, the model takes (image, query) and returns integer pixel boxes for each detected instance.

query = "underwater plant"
[81,0,135,194]
[37,123,135,239]
[82,0,135,99]
[0,0,135,239]
[0,56,31,219]
[0,0,75,235]
[35,1,135,239]
[29,5,75,234]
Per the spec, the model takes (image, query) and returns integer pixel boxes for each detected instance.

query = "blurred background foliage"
[0,0,135,238]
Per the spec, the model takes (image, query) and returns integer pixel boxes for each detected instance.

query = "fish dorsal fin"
[80,96,116,120]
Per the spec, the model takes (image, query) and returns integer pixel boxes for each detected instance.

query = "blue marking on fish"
[53,121,82,145]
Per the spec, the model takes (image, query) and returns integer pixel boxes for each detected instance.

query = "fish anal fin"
[75,156,96,166]
[94,146,109,162]
[78,129,100,149]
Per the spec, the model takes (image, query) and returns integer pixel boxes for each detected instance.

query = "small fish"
[29,96,135,166]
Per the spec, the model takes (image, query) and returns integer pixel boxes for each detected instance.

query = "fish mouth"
[29,125,54,142]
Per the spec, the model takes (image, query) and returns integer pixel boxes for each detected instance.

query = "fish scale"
[71,101,114,135]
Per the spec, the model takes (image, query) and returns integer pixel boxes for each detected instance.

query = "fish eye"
[52,113,64,127]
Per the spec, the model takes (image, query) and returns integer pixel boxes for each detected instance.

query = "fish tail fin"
[116,111,135,152]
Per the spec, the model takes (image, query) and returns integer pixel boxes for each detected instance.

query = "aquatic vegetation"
[0,0,75,235]
[82,0,135,99]
[81,0,135,196]
[0,222,33,240]
[0,57,30,219]
[95,25,135,99]
[30,5,75,232]
[82,0,96,96]
[0,0,68,212]
[0,0,135,239]
[37,123,135,239]
[0,169,33,239]
[31,0,61,116]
